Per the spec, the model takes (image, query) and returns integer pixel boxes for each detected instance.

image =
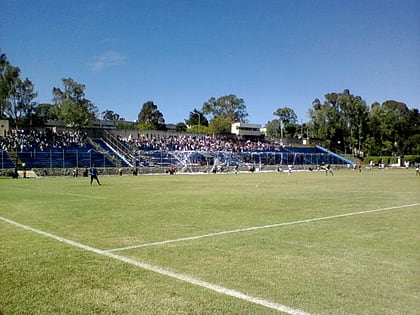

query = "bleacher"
[0,150,16,169]
[92,139,131,167]
[132,146,352,168]
[1,129,352,172]
[143,150,182,167]
[16,144,118,169]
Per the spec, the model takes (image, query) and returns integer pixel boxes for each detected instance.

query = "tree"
[339,94,369,155]
[32,103,58,126]
[201,94,247,135]
[382,100,410,155]
[52,78,97,129]
[0,53,21,120]
[4,78,38,129]
[0,52,40,128]
[268,107,299,141]
[273,107,297,124]
[175,122,187,132]
[185,108,208,127]
[265,120,280,140]
[266,119,300,140]
[308,90,369,154]
[0,52,11,119]
[405,108,420,155]
[308,99,342,149]
[364,102,385,155]
[208,115,232,134]
[102,109,120,121]
[365,100,417,156]
[137,101,165,130]
[202,94,248,122]
[184,108,209,133]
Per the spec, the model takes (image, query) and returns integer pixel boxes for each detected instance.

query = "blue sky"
[1,0,419,125]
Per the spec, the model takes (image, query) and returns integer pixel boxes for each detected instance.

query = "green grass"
[1,169,419,314]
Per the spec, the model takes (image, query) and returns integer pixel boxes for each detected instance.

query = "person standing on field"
[321,162,334,176]
[325,163,334,176]
[90,164,101,185]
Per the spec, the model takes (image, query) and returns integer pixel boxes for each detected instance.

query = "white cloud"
[89,51,126,71]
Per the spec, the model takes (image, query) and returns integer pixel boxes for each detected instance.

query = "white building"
[231,122,262,138]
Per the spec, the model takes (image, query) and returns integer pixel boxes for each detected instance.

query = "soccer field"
[1,169,419,314]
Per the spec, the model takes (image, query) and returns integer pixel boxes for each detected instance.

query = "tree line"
[1,51,419,157]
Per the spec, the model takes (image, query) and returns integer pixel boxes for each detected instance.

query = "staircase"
[18,170,37,178]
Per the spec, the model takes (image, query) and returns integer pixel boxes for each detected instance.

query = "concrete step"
[18,170,37,178]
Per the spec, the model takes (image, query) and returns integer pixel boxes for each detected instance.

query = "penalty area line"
[61,192,106,199]
[0,216,310,315]
[107,203,420,252]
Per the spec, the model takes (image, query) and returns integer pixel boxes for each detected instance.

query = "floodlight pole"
[280,120,284,145]
[195,112,201,132]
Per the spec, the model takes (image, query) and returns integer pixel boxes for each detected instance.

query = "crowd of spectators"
[1,129,87,152]
[1,128,279,156]
[1,128,287,156]
[122,134,277,153]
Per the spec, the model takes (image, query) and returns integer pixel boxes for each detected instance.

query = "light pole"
[280,119,284,145]
[195,112,201,132]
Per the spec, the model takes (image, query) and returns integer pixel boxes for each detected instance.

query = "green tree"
[5,78,38,129]
[266,119,300,140]
[175,122,187,132]
[405,108,420,155]
[32,103,58,126]
[0,52,11,118]
[137,101,166,130]
[0,54,21,120]
[136,122,157,130]
[268,107,299,141]
[364,102,385,155]
[339,94,369,155]
[185,108,208,127]
[382,100,409,155]
[52,78,97,129]
[308,98,342,149]
[188,124,210,134]
[365,100,417,156]
[265,120,280,140]
[201,94,247,135]
[208,115,232,135]
[273,107,297,124]
[102,109,120,121]
[308,90,369,154]
[202,94,248,122]
[0,52,39,128]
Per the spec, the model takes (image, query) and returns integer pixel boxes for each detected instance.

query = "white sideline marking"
[107,203,420,252]
[0,216,310,315]
[5,188,106,199]
[61,192,106,199]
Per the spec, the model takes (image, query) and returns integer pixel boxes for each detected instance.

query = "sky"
[1,0,419,125]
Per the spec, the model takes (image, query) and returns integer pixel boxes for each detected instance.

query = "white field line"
[327,190,418,195]
[107,203,420,252]
[0,216,310,315]
[3,189,106,199]
[61,192,106,199]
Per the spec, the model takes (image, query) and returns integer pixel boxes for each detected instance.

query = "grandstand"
[0,149,16,169]
[0,128,352,175]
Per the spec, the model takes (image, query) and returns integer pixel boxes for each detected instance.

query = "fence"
[1,150,16,170]
[17,148,115,170]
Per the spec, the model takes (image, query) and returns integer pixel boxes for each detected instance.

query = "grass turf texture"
[1,169,419,314]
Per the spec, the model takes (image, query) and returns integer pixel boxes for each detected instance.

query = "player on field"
[90,164,101,185]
